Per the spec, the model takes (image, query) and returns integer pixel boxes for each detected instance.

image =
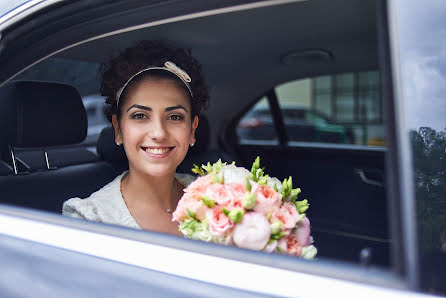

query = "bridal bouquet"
[172,157,317,259]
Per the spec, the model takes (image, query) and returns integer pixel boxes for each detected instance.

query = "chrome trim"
[0,0,64,31]
[387,0,419,290]
[9,146,18,175]
[1,0,307,85]
[0,213,426,297]
[44,151,50,170]
[288,141,387,151]
[240,139,387,151]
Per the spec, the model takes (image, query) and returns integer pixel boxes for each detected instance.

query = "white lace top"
[62,171,197,229]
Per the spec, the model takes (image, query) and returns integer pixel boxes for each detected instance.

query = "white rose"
[213,234,234,246]
[191,223,213,242]
[232,212,271,250]
[263,240,278,253]
[300,245,318,259]
[267,176,282,192]
[221,164,252,185]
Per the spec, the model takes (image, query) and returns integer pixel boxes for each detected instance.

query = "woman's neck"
[121,169,178,212]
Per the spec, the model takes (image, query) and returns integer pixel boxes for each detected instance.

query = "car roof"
[0,0,378,147]
[48,0,377,140]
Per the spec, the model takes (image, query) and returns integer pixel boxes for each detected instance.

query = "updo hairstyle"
[99,40,209,122]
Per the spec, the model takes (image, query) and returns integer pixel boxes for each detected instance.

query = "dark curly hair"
[99,40,209,122]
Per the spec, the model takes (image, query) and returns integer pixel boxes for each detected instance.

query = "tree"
[410,127,446,251]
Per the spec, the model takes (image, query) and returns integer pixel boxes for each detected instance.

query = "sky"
[0,0,30,18]
[396,0,446,131]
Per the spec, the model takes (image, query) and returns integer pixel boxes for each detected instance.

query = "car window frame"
[227,0,419,290]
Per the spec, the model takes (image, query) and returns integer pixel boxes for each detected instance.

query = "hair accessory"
[116,61,193,109]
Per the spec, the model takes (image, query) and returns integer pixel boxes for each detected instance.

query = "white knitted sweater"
[62,171,196,229]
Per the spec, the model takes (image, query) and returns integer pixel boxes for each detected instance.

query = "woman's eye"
[169,114,184,121]
[131,113,147,120]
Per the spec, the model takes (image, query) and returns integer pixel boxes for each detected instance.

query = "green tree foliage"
[410,127,446,251]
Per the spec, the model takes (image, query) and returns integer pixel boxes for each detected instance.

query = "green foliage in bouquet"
[192,159,235,184]
[179,218,212,242]
[249,157,310,215]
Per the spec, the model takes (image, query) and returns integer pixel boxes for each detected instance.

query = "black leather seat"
[0,81,119,213]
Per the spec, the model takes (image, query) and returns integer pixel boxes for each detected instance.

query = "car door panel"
[234,144,389,266]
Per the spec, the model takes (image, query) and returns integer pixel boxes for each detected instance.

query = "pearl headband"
[116,61,193,109]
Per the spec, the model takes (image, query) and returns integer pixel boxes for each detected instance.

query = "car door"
[229,71,389,267]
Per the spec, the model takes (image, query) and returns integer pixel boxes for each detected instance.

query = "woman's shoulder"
[62,172,127,221]
[175,173,198,187]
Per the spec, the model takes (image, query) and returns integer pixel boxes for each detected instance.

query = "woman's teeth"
[146,148,170,155]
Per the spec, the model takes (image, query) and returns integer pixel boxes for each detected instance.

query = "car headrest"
[97,125,127,163]
[0,81,87,147]
[97,114,210,163]
[191,114,210,154]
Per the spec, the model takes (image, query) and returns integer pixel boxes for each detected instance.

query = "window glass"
[395,0,446,294]
[13,58,108,146]
[236,71,384,146]
[235,97,278,144]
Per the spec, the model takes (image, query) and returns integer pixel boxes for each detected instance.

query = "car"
[0,0,445,297]
[82,95,109,147]
[236,104,351,144]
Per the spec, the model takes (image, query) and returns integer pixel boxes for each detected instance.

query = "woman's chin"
[130,161,181,178]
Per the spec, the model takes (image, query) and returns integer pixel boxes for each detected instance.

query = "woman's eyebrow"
[165,105,188,112]
[127,104,151,112]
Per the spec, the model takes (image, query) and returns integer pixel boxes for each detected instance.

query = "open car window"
[236,71,385,147]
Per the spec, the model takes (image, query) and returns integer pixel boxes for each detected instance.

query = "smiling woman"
[62,40,209,235]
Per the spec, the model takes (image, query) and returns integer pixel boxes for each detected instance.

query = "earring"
[116,141,121,146]
[190,142,195,147]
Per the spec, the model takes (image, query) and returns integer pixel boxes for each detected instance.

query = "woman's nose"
[148,118,168,140]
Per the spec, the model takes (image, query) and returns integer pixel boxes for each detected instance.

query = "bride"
[62,40,210,236]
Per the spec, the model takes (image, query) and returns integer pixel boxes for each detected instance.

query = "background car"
[0,0,445,296]
[82,95,109,146]
[237,104,351,144]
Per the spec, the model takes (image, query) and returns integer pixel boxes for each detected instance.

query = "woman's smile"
[141,146,174,159]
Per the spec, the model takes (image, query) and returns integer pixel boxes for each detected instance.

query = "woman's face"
[112,79,198,177]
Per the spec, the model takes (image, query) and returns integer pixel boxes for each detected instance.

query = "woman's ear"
[112,114,122,145]
[191,115,199,144]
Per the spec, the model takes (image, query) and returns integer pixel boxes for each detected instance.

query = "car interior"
[0,0,390,268]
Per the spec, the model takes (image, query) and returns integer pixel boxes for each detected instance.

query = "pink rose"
[172,191,207,222]
[223,183,246,210]
[277,234,302,256]
[226,183,247,200]
[206,183,230,205]
[186,175,212,194]
[271,201,299,230]
[293,217,311,246]
[232,212,271,250]
[253,184,282,215]
[206,206,233,237]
